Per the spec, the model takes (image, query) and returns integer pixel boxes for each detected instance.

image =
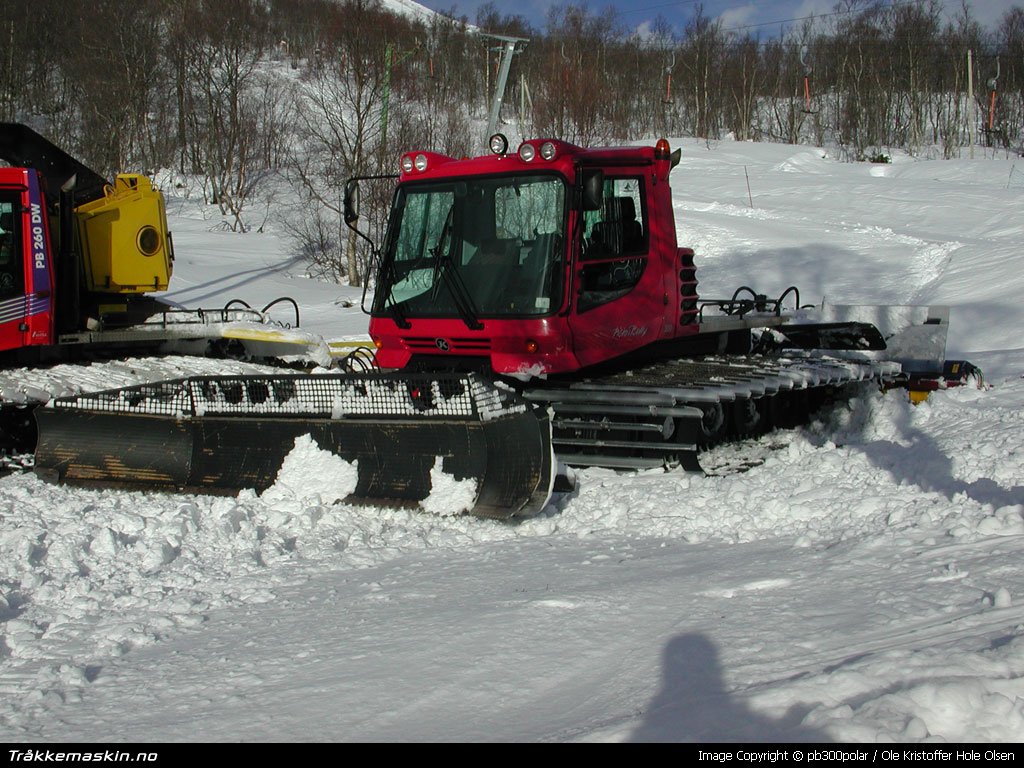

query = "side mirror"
[343,180,360,225]
[581,169,603,211]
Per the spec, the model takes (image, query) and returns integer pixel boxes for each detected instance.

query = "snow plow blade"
[33,373,554,520]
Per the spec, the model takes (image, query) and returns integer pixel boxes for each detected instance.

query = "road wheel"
[731,397,765,436]
[696,402,727,447]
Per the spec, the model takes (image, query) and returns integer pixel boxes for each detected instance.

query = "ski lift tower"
[482,32,529,146]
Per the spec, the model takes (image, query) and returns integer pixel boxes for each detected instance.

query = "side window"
[0,197,23,298]
[579,177,646,313]
[582,178,645,258]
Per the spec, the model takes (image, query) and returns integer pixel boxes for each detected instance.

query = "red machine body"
[0,167,57,353]
[368,138,700,377]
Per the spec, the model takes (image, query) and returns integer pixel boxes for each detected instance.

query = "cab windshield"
[374,174,566,320]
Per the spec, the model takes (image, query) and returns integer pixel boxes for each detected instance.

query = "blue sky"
[415,0,1021,37]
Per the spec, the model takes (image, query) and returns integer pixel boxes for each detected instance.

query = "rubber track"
[524,354,901,472]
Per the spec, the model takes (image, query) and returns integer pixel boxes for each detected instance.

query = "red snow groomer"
[34,135,971,518]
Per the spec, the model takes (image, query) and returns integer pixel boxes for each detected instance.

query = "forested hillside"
[2,0,1021,284]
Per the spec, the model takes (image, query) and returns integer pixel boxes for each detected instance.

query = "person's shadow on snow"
[630,634,830,742]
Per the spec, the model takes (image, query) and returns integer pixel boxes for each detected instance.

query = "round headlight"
[489,133,509,155]
[401,155,414,173]
[518,143,536,162]
[540,141,556,160]
[414,154,428,172]
[137,225,160,256]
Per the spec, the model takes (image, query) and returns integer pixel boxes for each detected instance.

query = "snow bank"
[521,382,1024,548]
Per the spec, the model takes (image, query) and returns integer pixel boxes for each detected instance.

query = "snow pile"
[259,435,359,506]
[795,637,1024,742]
[518,381,1024,550]
[419,458,479,516]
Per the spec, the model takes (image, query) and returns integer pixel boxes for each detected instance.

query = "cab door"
[0,169,55,353]
[0,189,28,352]
[567,174,674,368]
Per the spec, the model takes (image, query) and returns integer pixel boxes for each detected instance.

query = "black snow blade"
[33,373,554,520]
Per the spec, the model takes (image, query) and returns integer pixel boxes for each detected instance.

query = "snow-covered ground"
[1,139,1022,742]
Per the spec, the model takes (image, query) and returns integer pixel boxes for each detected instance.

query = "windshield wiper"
[434,255,482,330]
[427,206,482,330]
[377,252,411,329]
[385,279,410,329]
[429,206,454,302]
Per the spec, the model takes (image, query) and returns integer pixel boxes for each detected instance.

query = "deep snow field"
[0,138,1022,742]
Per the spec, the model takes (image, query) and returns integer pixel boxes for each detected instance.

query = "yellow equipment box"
[75,174,173,293]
